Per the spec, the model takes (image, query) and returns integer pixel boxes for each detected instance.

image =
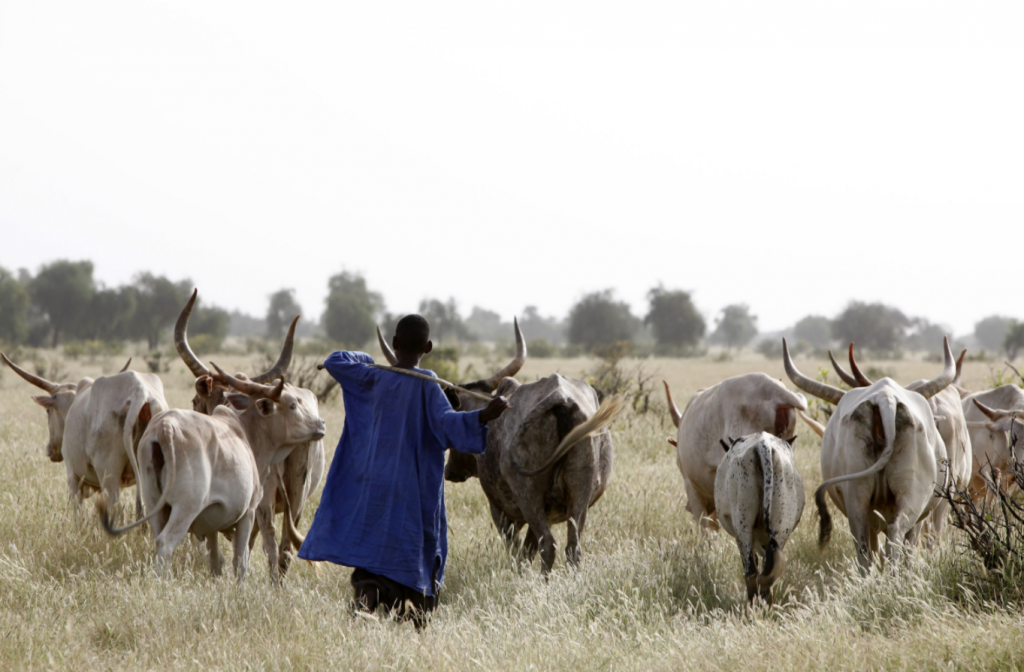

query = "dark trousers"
[351,564,439,628]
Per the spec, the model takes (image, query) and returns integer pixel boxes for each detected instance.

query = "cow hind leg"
[153,506,198,578]
[565,503,591,569]
[206,533,224,576]
[757,540,784,605]
[847,508,875,576]
[488,503,522,558]
[255,504,280,584]
[232,512,256,582]
[522,527,539,563]
[737,540,758,602]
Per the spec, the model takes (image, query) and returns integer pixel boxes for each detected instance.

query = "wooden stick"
[317,362,494,402]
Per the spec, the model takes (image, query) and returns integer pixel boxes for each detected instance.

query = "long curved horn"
[251,315,299,384]
[972,398,1001,421]
[663,381,682,428]
[1,353,58,393]
[377,326,399,365]
[913,337,956,401]
[119,358,132,373]
[828,349,860,388]
[210,362,284,401]
[847,343,873,387]
[952,349,967,386]
[174,289,210,379]
[782,338,845,406]
[483,317,527,391]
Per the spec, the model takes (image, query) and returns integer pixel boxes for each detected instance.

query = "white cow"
[2,353,168,514]
[783,338,955,572]
[715,432,804,604]
[100,366,326,582]
[174,288,325,576]
[828,344,971,542]
[962,387,1024,494]
[664,374,808,530]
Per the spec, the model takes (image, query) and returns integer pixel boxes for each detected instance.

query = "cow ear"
[444,388,461,410]
[667,437,678,447]
[196,376,215,397]
[785,435,798,446]
[719,439,731,452]
[226,393,250,410]
[32,395,56,409]
[256,398,276,416]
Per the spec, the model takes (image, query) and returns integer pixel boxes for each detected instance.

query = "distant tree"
[229,310,267,338]
[520,305,566,345]
[418,298,471,342]
[793,315,832,350]
[129,273,193,350]
[1005,321,1024,361]
[831,301,910,353]
[711,304,758,350]
[465,307,506,342]
[30,260,96,348]
[322,271,384,347]
[644,285,705,349]
[266,289,302,340]
[904,318,950,353]
[567,290,639,351]
[81,286,137,342]
[975,315,1012,352]
[0,266,30,344]
[190,304,231,351]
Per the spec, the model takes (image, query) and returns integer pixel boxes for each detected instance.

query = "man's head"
[393,314,433,359]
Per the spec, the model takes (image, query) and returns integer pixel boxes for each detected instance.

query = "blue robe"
[297,351,488,596]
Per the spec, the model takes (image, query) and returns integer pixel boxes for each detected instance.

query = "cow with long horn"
[663,373,808,531]
[962,389,1024,494]
[829,344,973,541]
[99,363,326,583]
[2,352,168,516]
[434,320,623,572]
[174,289,324,578]
[783,337,955,572]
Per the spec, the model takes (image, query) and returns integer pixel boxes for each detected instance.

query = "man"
[299,314,509,626]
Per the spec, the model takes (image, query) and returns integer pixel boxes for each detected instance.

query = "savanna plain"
[1,350,1022,671]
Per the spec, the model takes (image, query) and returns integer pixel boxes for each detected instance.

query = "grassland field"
[1,349,1022,670]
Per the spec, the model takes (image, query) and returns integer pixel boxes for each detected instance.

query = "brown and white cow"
[2,353,167,515]
[100,367,326,582]
[174,289,325,576]
[664,374,808,531]
[784,337,954,573]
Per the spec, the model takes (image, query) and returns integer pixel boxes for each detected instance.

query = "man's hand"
[479,396,510,424]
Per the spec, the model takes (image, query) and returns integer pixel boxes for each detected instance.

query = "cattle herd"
[3,291,1024,606]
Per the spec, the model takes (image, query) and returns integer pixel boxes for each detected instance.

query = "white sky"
[1,3,1021,336]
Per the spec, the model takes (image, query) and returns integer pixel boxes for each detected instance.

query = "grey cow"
[379,322,621,573]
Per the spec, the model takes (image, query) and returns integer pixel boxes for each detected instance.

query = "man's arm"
[322,351,376,390]
[424,383,509,455]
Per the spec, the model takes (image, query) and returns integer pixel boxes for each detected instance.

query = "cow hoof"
[279,552,293,575]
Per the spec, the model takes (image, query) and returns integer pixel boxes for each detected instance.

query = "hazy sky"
[2,3,1021,336]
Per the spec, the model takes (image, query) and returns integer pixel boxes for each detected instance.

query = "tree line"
[2,260,1023,359]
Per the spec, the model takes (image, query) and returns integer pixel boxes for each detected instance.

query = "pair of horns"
[0,353,132,394]
[175,289,297,384]
[782,336,956,404]
[830,344,967,391]
[376,317,527,392]
[210,362,284,401]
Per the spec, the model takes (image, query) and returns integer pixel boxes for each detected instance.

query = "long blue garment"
[297,351,488,596]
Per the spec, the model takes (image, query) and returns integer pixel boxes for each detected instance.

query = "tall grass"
[1,354,1022,670]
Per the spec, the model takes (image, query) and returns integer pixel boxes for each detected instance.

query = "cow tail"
[813,393,898,547]
[514,395,625,476]
[100,424,176,536]
[757,439,782,576]
[121,393,151,508]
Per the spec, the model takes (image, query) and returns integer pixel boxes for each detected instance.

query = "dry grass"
[1,351,1022,670]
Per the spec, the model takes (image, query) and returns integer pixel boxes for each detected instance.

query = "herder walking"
[299,315,509,627]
